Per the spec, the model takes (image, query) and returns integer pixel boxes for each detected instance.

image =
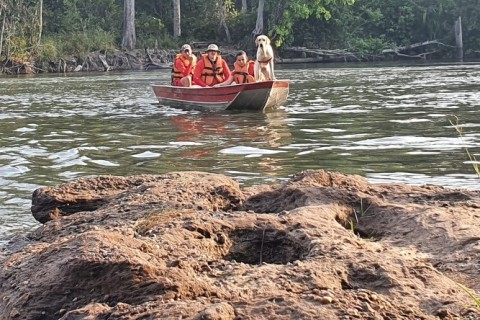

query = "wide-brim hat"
[205,44,220,53]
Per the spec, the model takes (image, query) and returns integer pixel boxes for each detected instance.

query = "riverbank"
[0,48,174,75]
[2,39,466,75]
[0,46,248,75]
[1,170,479,319]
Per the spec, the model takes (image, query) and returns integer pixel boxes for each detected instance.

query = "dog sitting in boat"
[254,35,275,81]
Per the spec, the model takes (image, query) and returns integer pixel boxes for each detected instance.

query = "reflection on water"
[169,110,292,177]
[1,63,479,242]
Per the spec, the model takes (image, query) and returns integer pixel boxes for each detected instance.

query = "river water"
[1,62,479,243]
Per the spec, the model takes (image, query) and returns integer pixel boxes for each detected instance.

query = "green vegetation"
[1,0,479,70]
[348,198,372,237]
[39,30,117,61]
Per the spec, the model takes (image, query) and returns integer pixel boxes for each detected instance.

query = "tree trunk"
[252,0,264,37]
[38,0,43,46]
[0,8,4,60]
[173,0,181,37]
[219,0,231,42]
[455,16,463,61]
[241,0,247,13]
[121,0,136,50]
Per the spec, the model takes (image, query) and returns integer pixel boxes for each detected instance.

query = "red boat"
[152,80,290,112]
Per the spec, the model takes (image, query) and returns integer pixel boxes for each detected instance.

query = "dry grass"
[456,282,480,309]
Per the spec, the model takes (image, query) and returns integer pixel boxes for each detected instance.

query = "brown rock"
[0,170,479,320]
[193,302,235,320]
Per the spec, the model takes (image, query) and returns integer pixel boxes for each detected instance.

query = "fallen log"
[145,50,172,70]
[278,57,324,63]
[393,50,439,60]
[280,47,361,62]
[98,52,111,71]
[382,40,455,59]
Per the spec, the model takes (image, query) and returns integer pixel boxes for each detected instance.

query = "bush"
[37,39,60,62]
[349,37,390,58]
[42,29,118,60]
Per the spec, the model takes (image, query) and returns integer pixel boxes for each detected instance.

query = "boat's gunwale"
[152,79,289,90]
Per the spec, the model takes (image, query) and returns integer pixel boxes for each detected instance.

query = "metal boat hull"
[152,80,290,112]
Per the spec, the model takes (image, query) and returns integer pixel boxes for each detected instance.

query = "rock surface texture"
[1,170,479,320]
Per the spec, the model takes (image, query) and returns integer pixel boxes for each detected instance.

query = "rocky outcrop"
[30,172,243,224]
[1,170,479,319]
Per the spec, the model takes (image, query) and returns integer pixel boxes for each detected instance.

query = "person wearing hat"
[193,44,231,87]
[171,44,197,87]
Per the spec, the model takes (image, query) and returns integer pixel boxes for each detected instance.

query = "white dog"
[254,35,275,81]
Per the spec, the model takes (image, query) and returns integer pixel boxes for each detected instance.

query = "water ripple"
[1,64,480,244]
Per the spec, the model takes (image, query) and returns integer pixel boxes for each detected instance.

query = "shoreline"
[2,44,470,76]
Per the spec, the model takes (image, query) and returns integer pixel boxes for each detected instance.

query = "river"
[1,62,479,244]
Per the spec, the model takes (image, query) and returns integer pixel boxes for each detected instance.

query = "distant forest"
[0,0,479,70]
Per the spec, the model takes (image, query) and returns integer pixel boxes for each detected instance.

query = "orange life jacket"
[233,60,255,84]
[200,54,225,86]
[171,53,196,85]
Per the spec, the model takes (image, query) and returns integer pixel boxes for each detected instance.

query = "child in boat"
[214,51,255,87]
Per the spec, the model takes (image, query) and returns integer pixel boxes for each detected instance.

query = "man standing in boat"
[171,44,197,87]
[214,51,255,86]
[193,44,231,87]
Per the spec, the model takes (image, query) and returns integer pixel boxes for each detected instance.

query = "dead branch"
[382,40,455,55]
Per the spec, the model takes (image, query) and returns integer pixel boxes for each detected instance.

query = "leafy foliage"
[41,29,117,60]
[1,0,480,64]
[0,0,43,62]
[349,37,390,58]
[42,0,122,34]
[264,0,355,47]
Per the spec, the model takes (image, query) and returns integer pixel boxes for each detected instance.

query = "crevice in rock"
[335,200,383,241]
[224,227,309,265]
[336,218,382,241]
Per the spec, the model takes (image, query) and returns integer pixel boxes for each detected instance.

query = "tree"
[0,0,44,62]
[38,0,42,46]
[42,0,122,35]
[249,0,356,47]
[252,0,264,36]
[0,3,5,60]
[122,0,136,49]
[173,0,181,37]
[219,0,231,42]
[3,0,480,70]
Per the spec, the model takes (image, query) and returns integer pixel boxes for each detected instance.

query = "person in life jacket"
[193,44,231,87]
[171,44,197,87]
[214,51,255,87]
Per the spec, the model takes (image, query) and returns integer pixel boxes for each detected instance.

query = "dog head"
[255,35,271,52]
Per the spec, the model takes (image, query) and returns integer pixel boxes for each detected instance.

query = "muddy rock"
[1,170,479,319]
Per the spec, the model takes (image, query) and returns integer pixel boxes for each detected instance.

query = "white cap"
[181,44,192,52]
[206,44,220,53]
